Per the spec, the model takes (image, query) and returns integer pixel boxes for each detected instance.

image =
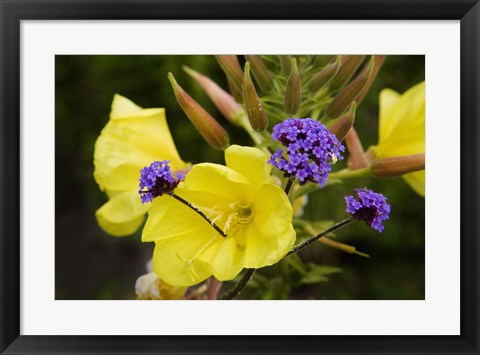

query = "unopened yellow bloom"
[94,95,186,236]
[135,272,186,300]
[371,81,425,196]
[142,145,296,287]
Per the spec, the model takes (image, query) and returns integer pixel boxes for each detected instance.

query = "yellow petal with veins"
[373,82,425,196]
[94,94,185,192]
[95,189,149,237]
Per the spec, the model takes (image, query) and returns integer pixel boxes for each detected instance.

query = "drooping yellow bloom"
[142,145,296,287]
[94,95,187,236]
[371,81,425,196]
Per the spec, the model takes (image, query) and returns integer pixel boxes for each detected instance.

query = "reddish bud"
[328,102,356,141]
[345,127,370,170]
[308,56,341,93]
[372,154,425,177]
[183,66,244,124]
[245,55,274,93]
[314,55,336,68]
[326,56,374,118]
[168,73,230,150]
[215,55,244,94]
[329,55,366,91]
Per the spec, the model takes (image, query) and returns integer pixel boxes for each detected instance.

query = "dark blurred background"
[55,55,425,300]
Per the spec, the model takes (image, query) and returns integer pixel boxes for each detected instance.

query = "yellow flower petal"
[378,89,401,140]
[402,171,425,196]
[224,145,272,189]
[377,82,425,158]
[145,194,223,286]
[142,193,222,243]
[183,163,254,202]
[197,238,245,281]
[374,82,425,196]
[95,190,149,237]
[153,240,213,287]
[94,95,185,192]
[245,184,296,267]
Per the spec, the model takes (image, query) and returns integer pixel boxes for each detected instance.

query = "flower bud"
[308,56,341,93]
[227,77,243,102]
[326,56,374,119]
[168,73,230,150]
[354,55,386,105]
[183,66,245,125]
[314,55,336,68]
[372,154,425,177]
[279,55,292,75]
[242,62,268,131]
[135,272,186,300]
[245,55,274,93]
[345,127,370,170]
[328,102,356,141]
[215,55,244,94]
[329,55,366,91]
[284,58,302,115]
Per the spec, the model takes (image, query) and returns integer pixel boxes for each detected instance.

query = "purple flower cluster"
[268,118,345,187]
[345,188,391,232]
[138,161,179,203]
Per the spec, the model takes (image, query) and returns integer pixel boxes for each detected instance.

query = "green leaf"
[299,273,329,285]
[284,253,307,275]
[308,264,343,276]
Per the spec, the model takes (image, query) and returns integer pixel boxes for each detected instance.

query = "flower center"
[198,201,253,239]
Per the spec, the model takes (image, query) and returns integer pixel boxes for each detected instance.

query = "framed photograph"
[1,0,479,354]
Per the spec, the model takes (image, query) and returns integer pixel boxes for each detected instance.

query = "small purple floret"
[344,188,391,232]
[268,118,345,187]
[138,160,179,203]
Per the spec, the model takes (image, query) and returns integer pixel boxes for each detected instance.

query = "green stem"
[290,178,341,201]
[171,194,227,238]
[238,114,264,146]
[220,268,256,300]
[286,217,354,256]
[329,167,371,180]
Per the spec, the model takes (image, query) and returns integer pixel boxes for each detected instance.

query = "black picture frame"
[1,1,479,354]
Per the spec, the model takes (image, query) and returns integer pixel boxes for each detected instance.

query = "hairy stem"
[286,217,354,256]
[220,269,256,300]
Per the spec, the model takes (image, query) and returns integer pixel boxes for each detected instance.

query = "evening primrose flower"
[370,81,425,196]
[142,145,296,287]
[94,95,187,236]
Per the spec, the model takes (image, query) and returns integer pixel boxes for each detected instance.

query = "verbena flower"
[345,188,391,232]
[93,94,187,236]
[268,118,345,187]
[138,161,180,203]
[370,81,425,196]
[142,145,296,287]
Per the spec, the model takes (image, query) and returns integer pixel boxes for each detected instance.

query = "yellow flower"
[142,145,296,287]
[94,95,187,236]
[135,272,186,300]
[371,81,425,196]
